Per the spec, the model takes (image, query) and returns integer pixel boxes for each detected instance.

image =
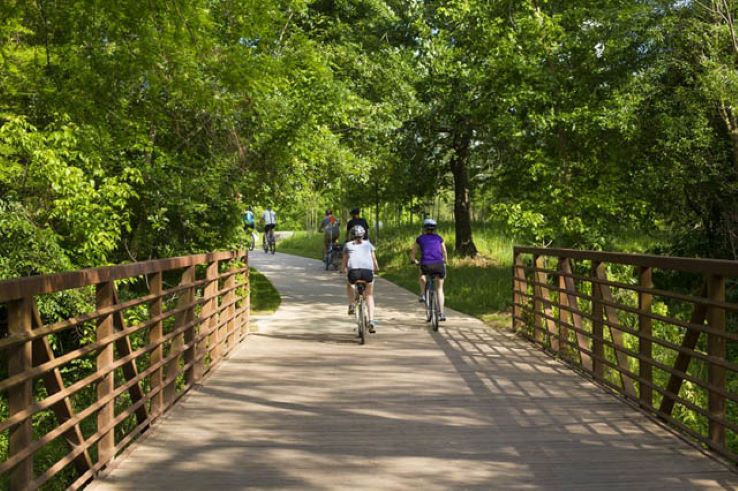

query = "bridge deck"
[92,253,738,490]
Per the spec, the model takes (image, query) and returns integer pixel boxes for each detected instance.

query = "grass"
[279,224,514,327]
[249,267,281,313]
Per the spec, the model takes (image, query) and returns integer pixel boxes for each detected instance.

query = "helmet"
[350,225,366,239]
[350,207,360,215]
[423,218,437,229]
[325,209,332,215]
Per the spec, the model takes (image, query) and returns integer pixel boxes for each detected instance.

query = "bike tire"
[325,253,330,270]
[249,236,255,251]
[425,284,432,322]
[357,300,365,345]
[431,290,440,331]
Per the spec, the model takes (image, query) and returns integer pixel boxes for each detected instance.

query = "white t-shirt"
[343,240,375,270]
[262,209,276,225]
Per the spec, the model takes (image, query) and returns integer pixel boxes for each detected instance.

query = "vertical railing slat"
[149,272,164,419]
[591,261,605,381]
[638,266,653,408]
[707,274,726,448]
[7,296,34,489]
[96,281,116,467]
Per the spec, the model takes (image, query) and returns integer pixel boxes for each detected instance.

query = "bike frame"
[354,281,369,344]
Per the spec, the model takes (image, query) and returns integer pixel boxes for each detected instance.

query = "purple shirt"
[416,233,444,264]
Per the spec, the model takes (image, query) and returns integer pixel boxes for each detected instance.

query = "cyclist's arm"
[340,250,348,274]
[371,250,379,273]
[441,242,448,263]
[410,243,419,264]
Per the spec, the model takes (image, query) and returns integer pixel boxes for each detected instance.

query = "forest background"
[2,0,738,279]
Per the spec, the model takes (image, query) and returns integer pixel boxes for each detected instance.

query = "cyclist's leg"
[436,276,445,315]
[365,282,375,322]
[346,270,357,314]
[418,269,426,301]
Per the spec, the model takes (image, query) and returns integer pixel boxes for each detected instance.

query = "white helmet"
[351,225,366,239]
[423,218,437,229]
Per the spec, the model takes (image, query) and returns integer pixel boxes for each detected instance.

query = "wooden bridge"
[1,249,738,489]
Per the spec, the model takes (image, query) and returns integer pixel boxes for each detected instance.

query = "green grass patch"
[280,223,514,326]
[278,231,324,260]
[249,267,281,313]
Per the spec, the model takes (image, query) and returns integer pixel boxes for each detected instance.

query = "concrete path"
[93,251,738,490]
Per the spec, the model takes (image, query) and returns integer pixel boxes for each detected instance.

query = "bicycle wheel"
[431,289,440,331]
[249,234,256,251]
[357,299,365,345]
[425,283,432,322]
[269,235,276,254]
[324,251,331,270]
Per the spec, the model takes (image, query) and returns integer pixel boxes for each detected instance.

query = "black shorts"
[264,223,276,232]
[244,223,255,230]
[348,269,374,284]
[420,262,446,279]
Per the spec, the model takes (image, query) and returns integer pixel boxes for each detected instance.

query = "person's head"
[325,209,333,216]
[266,205,272,210]
[422,218,437,234]
[350,207,360,217]
[350,225,365,242]
[247,206,252,212]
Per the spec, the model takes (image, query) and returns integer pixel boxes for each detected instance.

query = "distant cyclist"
[261,205,277,248]
[319,209,341,255]
[346,207,369,241]
[411,218,448,321]
[243,206,257,249]
[341,225,379,332]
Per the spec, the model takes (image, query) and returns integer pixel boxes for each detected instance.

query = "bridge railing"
[513,246,738,462]
[0,251,250,490]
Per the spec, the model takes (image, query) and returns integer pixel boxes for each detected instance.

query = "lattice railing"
[513,247,738,462]
[0,251,250,490]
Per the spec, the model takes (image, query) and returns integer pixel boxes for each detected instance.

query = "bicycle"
[245,228,257,251]
[416,262,442,331]
[353,281,370,345]
[324,236,341,270]
[263,227,276,254]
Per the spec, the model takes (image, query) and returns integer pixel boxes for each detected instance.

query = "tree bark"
[450,127,477,257]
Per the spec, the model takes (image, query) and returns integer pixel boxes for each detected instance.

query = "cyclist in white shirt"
[261,206,277,250]
[341,225,379,332]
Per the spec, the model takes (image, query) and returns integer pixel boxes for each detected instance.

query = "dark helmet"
[325,209,332,215]
[350,207,360,215]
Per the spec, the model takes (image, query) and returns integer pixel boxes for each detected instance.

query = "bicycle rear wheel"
[425,283,432,322]
[431,289,440,331]
[357,299,365,345]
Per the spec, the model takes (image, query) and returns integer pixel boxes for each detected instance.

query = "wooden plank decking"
[92,252,738,490]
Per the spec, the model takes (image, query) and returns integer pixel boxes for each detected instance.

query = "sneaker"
[439,313,447,322]
[418,295,425,303]
[348,305,355,316]
[368,320,377,333]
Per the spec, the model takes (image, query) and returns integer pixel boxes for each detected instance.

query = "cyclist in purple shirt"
[410,218,448,321]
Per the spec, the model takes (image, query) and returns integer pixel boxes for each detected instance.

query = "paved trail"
[93,251,738,490]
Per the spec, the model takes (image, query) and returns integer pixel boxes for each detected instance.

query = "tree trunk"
[450,128,477,257]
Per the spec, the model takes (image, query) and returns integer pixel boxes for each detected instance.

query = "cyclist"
[318,209,341,256]
[346,207,369,241]
[341,225,379,332]
[243,206,256,241]
[410,218,448,321]
[261,205,277,249]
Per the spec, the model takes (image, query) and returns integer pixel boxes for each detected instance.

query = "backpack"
[243,211,255,226]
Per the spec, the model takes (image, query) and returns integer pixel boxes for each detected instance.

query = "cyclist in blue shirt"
[410,219,448,321]
[243,207,255,230]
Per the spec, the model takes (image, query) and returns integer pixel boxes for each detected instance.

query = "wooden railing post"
[707,274,726,448]
[149,273,164,419]
[7,297,34,489]
[557,258,571,361]
[534,256,559,352]
[560,258,593,372]
[241,262,251,337]
[513,252,527,332]
[197,260,219,380]
[164,267,195,406]
[224,262,237,354]
[181,266,197,386]
[639,266,653,408]
[532,255,544,343]
[96,281,116,467]
[591,262,605,381]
